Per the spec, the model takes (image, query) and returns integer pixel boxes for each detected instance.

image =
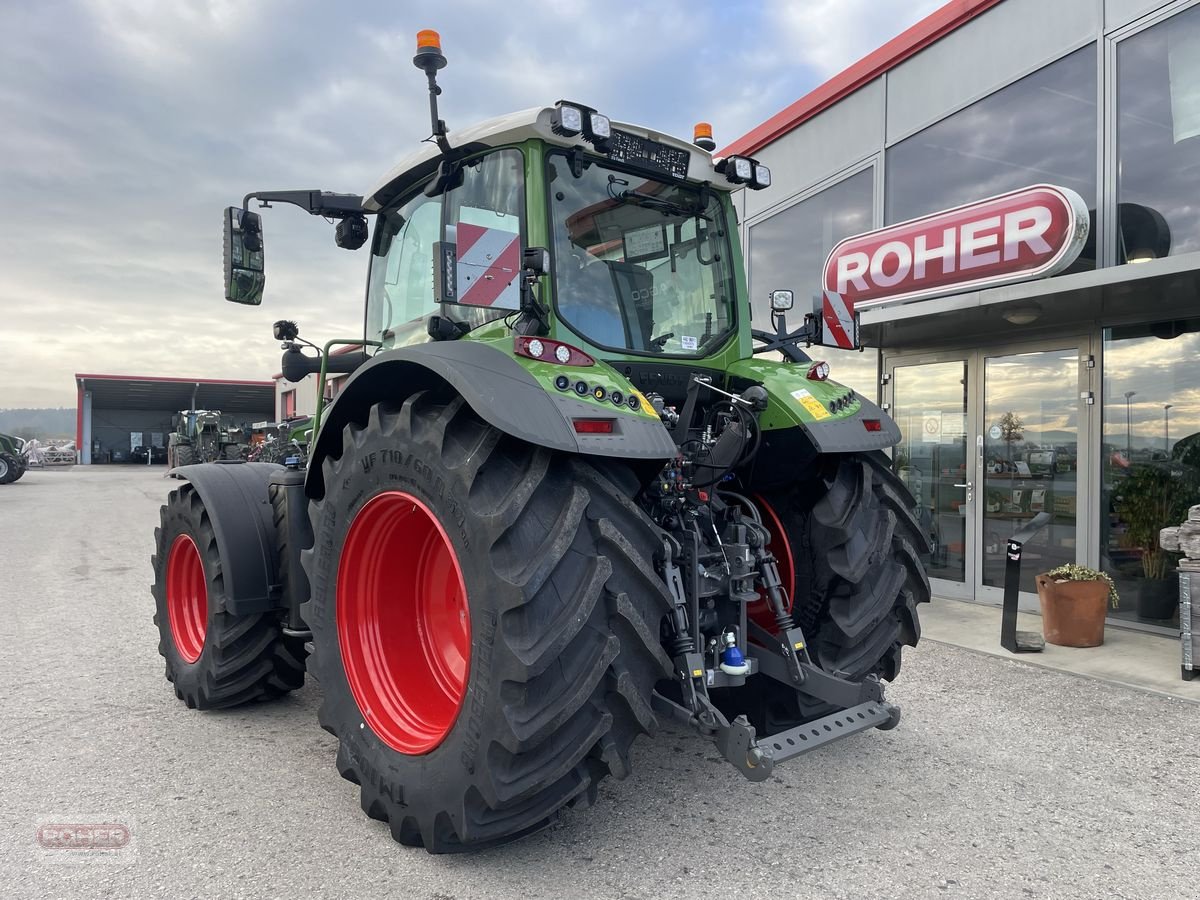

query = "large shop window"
[1117,4,1200,263]
[747,168,878,395]
[885,45,1097,270]
[1101,319,1200,627]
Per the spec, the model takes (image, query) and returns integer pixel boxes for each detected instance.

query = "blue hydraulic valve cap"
[719,631,750,676]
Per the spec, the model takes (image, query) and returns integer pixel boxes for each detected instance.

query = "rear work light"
[514,335,595,366]
[863,419,883,432]
[807,361,830,381]
[572,418,614,434]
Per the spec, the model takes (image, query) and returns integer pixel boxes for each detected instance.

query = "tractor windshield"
[548,154,736,356]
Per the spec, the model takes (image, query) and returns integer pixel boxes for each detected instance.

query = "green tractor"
[151,32,929,853]
[166,409,246,466]
[0,432,30,485]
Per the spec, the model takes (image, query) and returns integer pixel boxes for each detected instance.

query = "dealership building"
[725,0,1200,632]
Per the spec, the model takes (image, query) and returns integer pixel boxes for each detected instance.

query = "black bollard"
[1001,512,1052,653]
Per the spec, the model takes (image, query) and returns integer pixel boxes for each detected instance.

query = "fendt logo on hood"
[822,184,1090,310]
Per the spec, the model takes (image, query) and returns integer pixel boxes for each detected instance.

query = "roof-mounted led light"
[589,113,611,140]
[552,102,583,137]
[720,155,771,190]
[693,122,715,152]
[807,361,830,381]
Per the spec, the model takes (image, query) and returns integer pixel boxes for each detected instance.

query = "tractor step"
[757,700,900,766]
[651,688,900,782]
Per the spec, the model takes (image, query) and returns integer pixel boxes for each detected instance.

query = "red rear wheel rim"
[337,491,471,755]
[166,534,208,663]
[748,494,796,634]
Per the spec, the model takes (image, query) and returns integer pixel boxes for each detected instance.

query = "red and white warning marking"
[455,222,521,309]
[821,290,856,349]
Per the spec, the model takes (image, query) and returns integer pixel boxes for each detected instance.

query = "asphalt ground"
[2,465,1198,900]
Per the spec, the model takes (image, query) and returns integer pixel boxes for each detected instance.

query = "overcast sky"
[0,0,943,408]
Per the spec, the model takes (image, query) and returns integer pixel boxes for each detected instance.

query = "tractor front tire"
[301,392,674,852]
[173,445,198,468]
[0,452,19,484]
[151,482,307,708]
[729,452,930,732]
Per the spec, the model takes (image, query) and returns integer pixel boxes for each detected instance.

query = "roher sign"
[822,184,1091,313]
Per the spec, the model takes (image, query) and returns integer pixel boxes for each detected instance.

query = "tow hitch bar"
[652,655,901,782]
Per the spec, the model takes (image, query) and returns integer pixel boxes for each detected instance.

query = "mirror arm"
[243,191,365,219]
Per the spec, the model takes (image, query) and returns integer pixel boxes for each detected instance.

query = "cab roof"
[363,105,731,212]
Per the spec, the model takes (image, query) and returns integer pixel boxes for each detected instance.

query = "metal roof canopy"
[75,374,275,414]
[858,251,1200,350]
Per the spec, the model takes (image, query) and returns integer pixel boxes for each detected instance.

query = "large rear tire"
[150,482,307,708]
[302,391,674,852]
[724,452,930,733]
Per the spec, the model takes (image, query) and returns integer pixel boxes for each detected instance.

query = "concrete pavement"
[2,466,1198,899]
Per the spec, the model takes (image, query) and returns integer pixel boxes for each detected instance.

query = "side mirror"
[223,207,265,305]
[770,289,794,311]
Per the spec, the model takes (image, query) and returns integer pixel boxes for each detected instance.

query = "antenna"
[413,30,452,155]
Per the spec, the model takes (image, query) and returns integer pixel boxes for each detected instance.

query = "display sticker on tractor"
[790,388,830,420]
[454,221,521,310]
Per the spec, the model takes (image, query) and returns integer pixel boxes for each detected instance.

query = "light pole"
[1124,390,1137,457]
[1165,404,1173,454]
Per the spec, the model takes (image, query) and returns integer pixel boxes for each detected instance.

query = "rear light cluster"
[827,391,857,414]
[807,361,830,381]
[572,418,615,434]
[863,419,883,432]
[514,336,594,366]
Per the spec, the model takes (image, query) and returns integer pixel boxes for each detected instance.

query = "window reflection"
[1117,5,1200,262]
[891,361,968,583]
[1102,320,1200,625]
[980,349,1079,592]
[885,45,1097,271]
[748,168,877,395]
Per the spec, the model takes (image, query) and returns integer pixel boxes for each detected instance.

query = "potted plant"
[1036,563,1119,647]
[1115,464,1187,620]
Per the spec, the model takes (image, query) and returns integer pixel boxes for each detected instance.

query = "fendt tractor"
[0,432,30,485]
[166,409,246,466]
[151,32,930,853]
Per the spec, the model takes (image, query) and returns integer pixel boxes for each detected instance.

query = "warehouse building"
[724,0,1200,632]
[75,373,274,465]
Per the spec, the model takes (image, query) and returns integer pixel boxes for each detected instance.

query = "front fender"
[305,341,676,499]
[167,461,283,615]
[727,357,901,454]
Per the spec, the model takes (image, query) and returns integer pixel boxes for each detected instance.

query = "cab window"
[366,148,526,349]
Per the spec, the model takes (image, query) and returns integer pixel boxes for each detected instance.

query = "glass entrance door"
[977,346,1088,608]
[885,339,1091,607]
[887,356,973,599]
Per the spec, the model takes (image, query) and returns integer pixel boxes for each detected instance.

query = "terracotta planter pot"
[1036,575,1108,647]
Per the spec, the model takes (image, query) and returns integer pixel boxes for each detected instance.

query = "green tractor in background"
[151,32,929,853]
[0,432,30,485]
[166,409,246,466]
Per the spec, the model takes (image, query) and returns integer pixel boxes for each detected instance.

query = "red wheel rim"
[748,494,796,634]
[166,534,208,663]
[337,491,471,755]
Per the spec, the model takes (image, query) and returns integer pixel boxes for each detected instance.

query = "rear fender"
[304,341,676,499]
[169,461,283,615]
